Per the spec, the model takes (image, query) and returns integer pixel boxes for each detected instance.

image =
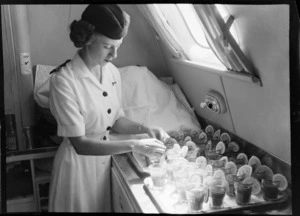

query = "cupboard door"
[111,168,135,213]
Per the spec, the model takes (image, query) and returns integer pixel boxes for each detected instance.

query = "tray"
[143,177,288,214]
[126,152,150,178]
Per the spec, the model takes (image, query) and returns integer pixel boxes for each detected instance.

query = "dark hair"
[69,5,130,48]
[69,20,95,48]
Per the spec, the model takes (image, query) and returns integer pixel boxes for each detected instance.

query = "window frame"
[155,4,226,69]
[176,4,210,49]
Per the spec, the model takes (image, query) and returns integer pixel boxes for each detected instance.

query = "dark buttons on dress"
[106,126,111,131]
[103,136,107,140]
[103,91,108,97]
[107,109,111,114]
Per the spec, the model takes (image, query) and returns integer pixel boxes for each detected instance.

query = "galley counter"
[111,153,293,214]
[111,153,158,213]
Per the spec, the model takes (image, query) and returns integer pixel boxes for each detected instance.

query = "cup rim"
[262,179,280,186]
[235,181,253,189]
[208,179,227,187]
[226,174,240,181]
[206,149,219,154]
[213,160,226,167]
[186,186,207,193]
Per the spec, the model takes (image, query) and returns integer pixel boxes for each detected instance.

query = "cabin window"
[137,4,262,85]
[154,4,226,69]
[177,4,240,59]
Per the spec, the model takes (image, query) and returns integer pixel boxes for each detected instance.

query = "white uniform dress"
[48,53,125,212]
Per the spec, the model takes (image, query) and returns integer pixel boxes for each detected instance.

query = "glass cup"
[212,160,226,172]
[198,144,206,156]
[208,179,227,208]
[165,159,176,182]
[185,162,198,175]
[205,149,220,160]
[148,153,162,164]
[166,149,181,160]
[226,174,240,196]
[205,150,221,166]
[186,184,208,213]
[261,179,280,201]
[253,172,271,183]
[186,150,198,162]
[166,158,189,183]
[173,167,190,212]
[173,167,190,202]
[211,138,219,148]
[235,158,246,171]
[226,153,238,162]
[224,167,233,176]
[148,162,167,189]
[235,182,253,205]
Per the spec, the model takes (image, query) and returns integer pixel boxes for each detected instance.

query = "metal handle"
[200,102,208,108]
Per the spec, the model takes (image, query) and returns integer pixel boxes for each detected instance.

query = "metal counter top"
[112,154,293,214]
[112,154,158,213]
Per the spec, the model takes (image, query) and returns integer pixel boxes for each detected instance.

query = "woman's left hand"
[145,126,170,142]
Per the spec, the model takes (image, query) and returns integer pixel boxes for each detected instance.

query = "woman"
[48,4,168,212]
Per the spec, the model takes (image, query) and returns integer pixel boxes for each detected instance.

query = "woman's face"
[87,34,123,66]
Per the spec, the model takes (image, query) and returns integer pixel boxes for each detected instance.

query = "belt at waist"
[62,133,109,144]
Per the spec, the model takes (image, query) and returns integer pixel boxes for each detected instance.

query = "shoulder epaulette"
[50,59,71,74]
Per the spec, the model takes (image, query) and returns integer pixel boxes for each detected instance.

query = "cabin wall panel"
[26,4,168,77]
[27,5,75,68]
[222,77,290,163]
[167,59,235,133]
[222,5,290,163]
[116,5,169,77]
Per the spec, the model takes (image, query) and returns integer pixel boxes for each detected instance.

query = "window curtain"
[136,4,189,60]
[193,5,262,86]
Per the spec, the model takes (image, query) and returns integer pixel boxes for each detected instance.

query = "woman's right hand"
[132,138,166,158]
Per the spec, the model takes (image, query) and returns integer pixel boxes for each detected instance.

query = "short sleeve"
[49,73,85,137]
